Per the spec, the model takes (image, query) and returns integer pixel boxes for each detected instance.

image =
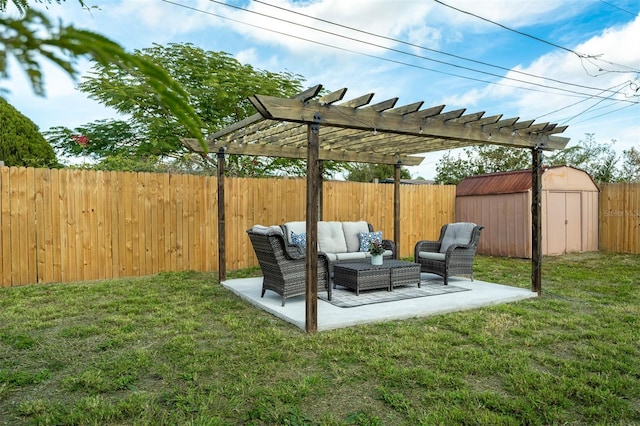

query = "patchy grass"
[0,253,639,425]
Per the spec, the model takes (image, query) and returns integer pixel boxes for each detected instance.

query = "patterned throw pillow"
[291,231,307,248]
[358,231,383,252]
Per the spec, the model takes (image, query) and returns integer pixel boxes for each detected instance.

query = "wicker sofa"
[413,222,484,285]
[281,221,396,272]
[246,225,331,306]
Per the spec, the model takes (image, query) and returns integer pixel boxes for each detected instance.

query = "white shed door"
[547,192,582,254]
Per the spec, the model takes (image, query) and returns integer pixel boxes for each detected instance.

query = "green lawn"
[0,252,638,425]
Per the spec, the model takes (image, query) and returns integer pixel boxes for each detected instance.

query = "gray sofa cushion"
[341,221,370,252]
[317,221,348,253]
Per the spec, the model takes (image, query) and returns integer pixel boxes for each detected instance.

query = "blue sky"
[3,0,639,178]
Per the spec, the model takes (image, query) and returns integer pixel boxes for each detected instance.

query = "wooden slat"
[121,172,133,276]
[34,168,45,283]
[158,173,169,273]
[0,167,7,286]
[100,171,113,279]
[319,88,347,105]
[110,171,121,279]
[9,168,24,285]
[149,172,159,274]
[387,101,424,115]
[51,169,62,283]
[175,174,184,271]
[364,98,398,112]
[339,93,375,108]
[25,167,37,285]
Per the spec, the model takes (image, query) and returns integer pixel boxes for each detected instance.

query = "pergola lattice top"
[185,84,570,163]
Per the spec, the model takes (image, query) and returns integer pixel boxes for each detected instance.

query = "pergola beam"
[248,95,569,150]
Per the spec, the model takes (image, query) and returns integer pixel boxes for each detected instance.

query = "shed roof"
[456,165,597,196]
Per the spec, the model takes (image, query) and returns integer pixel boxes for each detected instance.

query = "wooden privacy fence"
[599,183,640,254]
[0,167,455,287]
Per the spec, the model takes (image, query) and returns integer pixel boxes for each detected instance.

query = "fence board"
[0,168,7,286]
[600,183,640,254]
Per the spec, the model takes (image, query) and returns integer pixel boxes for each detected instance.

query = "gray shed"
[456,166,599,258]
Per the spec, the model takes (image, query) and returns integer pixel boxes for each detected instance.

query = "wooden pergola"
[184,84,570,333]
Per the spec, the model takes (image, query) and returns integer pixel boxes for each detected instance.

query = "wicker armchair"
[247,226,331,306]
[414,222,484,285]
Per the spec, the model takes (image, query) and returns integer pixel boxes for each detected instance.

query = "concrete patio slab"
[221,273,538,332]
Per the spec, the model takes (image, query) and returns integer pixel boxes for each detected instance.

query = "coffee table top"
[335,259,419,271]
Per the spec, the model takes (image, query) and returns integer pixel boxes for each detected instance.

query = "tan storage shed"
[455,166,599,258]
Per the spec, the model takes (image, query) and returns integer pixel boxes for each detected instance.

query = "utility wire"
[599,0,638,17]
[562,82,632,124]
[251,0,629,90]
[434,0,640,74]
[567,102,638,125]
[193,0,636,102]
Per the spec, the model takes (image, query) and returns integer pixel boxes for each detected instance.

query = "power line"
[188,0,636,102]
[534,80,632,120]
[434,0,640,74]
[598,0,638,17]
[160,0,638,128]
[251,0,632,92]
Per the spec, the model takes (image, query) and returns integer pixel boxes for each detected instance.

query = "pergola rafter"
[183,83,570,333]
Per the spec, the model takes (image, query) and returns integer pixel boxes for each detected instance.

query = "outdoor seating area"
[240,220,526,330]
[247,221,396,305]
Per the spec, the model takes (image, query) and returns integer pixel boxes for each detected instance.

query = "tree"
[1,1,205,148]
[619,147,640,183]
[434,134,633,184]
[434,145,531,185]
[546,133,619,183]
[49,42,345,177]
[345,163,411,182]
[0,96,59,167]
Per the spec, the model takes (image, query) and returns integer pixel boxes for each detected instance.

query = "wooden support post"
[531,147,543,295]
[319,160,324,221]
[394,161,401,259]
[305,121,320,333]
[217,149,226,282]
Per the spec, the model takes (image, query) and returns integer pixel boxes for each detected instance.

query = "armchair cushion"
[251,224,284,236]
[439,222,477,253]
[358,231,383,252]
[418,252,446,261]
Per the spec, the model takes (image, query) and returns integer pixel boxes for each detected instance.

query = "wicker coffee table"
[333,260,421,296]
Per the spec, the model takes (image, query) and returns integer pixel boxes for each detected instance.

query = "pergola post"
[319,160,324,221]
[305,122,321,333]
[394,161,401,259]
[217,149,226,282]
[531,147,543,295]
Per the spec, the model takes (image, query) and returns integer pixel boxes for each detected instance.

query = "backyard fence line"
[599,183,640,254]
[0,167,456,287]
